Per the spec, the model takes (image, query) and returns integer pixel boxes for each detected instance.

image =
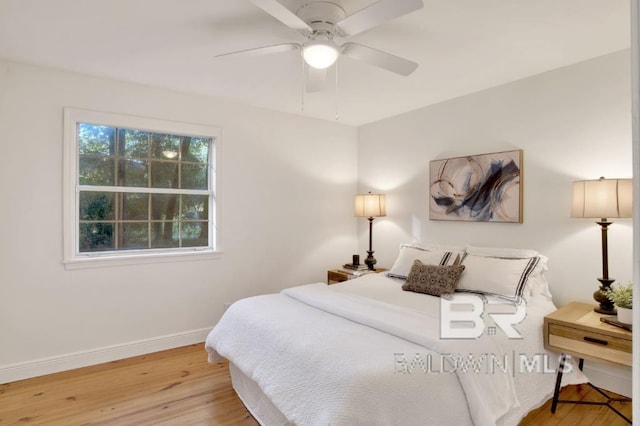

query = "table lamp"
[571,177,633,314]
[354,192,386,270]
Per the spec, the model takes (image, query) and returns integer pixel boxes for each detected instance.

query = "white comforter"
[205,274,585,426]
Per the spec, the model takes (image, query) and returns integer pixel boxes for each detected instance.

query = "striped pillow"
[456,254,541,302]
[388,245,458,279]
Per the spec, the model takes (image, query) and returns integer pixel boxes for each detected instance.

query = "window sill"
[63,249,224,270]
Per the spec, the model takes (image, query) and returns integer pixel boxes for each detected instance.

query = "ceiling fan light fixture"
[302,40,338,69]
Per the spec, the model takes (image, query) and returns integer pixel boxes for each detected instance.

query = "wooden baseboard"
[0,327,211,384]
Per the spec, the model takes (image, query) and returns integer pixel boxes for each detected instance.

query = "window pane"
[119,222,148,249]
[151,194,180,221]
[117,159,148,187]
[122,193,148,220]
[181,164,208,190]
[118,129,149,158]
[182,137,210,163]
[79,192,114,220]
[181,222,208,247]
[79,223,114,252]
[182,195,208,220]
[151,221,179,248]
[78,124,115,155]
[151,161,179,188]
[79,157,115,186]
[152,133,180,160]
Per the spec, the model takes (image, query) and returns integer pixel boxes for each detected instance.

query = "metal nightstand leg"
[551,354,631,423]
[550,353,566,413]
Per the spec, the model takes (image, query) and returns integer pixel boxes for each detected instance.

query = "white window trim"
[63,107,223,269]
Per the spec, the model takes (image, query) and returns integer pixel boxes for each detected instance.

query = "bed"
[205,244,586,426]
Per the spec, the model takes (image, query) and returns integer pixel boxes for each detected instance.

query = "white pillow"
[388,244,455,279]
[457,254,545,302]
[466,245,540,259]
[464,245,551,299]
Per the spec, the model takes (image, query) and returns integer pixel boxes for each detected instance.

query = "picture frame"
[429,149,523,223]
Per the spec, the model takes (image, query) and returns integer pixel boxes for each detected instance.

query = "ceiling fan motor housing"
[296,1,346,35]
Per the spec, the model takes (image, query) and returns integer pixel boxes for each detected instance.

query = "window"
[64,108,221,268]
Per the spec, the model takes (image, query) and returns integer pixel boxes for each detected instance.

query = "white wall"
[357,50,633,396]
[0,60,358,381]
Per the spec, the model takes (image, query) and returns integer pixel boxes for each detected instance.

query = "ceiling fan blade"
[341,43,418,76]
[216,43,300,59]
[335,0,423,37]
[249,0,312,32]
[305,65,327,93]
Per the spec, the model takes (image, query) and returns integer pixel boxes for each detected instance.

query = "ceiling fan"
[217,0,424,92]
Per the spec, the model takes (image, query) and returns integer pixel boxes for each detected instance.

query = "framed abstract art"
[429,150,523,223]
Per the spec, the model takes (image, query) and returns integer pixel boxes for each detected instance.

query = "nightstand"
[543,301,632,423]
[327,268,386,284]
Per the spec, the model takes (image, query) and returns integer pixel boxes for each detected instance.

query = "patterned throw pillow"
[402,260,465,296]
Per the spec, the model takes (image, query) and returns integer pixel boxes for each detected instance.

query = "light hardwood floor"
[0,344,632,425]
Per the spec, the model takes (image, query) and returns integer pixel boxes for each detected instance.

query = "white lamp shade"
[302,40,338,69]
[571,178,633,219]
[355,193,386,218]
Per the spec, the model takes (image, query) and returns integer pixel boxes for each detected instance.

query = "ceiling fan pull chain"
[335,58,339,121]
[301,53,305,112]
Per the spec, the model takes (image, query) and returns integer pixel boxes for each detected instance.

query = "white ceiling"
[0,0,631,126]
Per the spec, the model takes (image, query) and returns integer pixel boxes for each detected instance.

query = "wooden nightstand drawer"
[548,323,632,353]
[548,325,632,366]
[327,270,352,284]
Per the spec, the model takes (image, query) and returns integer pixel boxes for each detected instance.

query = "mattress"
[230,361,292,426]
